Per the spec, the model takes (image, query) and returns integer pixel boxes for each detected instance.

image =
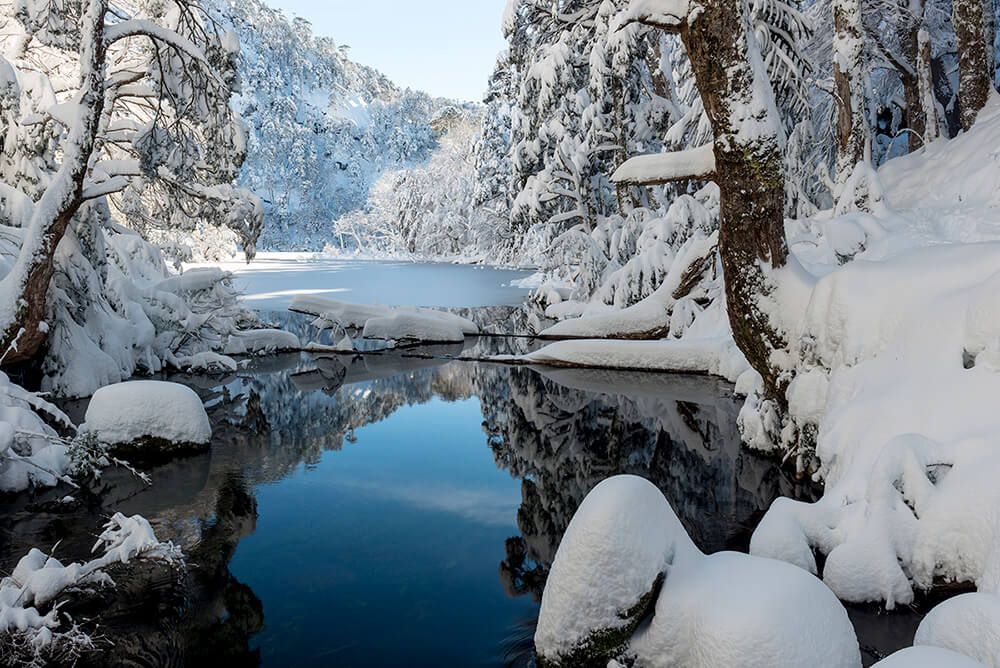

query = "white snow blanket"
[523,337,747,380]
[751,243,1000,606]
[223,328,301,355]
[872,647,988,668]
[536,475,861,668]
[735,98,1000,607]
[82,381,211,446]
[289,294,478,342]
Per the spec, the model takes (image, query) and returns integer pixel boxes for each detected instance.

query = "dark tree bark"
[833,0,868,181]
[954,0,991,130]
[631,0,791,403]
[898,20,925,151]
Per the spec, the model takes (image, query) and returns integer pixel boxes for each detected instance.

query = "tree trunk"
[833,0,869,181]
[678,0,790,403]
[954,0,991,130]
[898,20,925,151]
[984,0,995,78]
[918,29,940,142]
[0,0,108,365]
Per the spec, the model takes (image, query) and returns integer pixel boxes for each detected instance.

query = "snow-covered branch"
[612,143,717,186]
[621,0,690,31]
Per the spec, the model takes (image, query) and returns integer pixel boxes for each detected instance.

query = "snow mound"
[753,242,1000,606]
[872,646,988,668]
[914,593,1000,667]
[535,475,860,668]
[82,381,211,447]
[290,294,478,343]
[223,328,300,355]
[534,475,698,667]
[629,551,861,668]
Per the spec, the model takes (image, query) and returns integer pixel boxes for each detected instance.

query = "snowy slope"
[211,0,448,251]
[749,96,1000,606]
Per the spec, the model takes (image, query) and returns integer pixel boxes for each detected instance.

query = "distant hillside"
[213,0,446,250]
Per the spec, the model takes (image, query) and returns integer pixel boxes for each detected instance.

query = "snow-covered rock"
[628,551,861,668]
[535,475,861,668]
[362,312,465,343]
[872,646,988,668]
[223,328,301,355]
[914,593,1000,667]
[534,475,698,667]
[290,294,479,344]
[82,381,211,450]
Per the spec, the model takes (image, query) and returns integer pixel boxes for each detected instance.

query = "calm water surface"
[4,342,838,665]
[0,262,925,666]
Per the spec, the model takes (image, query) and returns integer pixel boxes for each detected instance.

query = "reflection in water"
[0,320,913,665]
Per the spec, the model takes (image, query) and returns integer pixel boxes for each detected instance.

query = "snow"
[0,371,72,493]
[611,143,716,186]
[534,475,699,665]
[223,328,301,355]
[536,475,861,667]
[622,0,691,30]
[82,381,211,447]
[914,593,1000,666]
[523,336,747,379]
[290,294,480,343]
[361,312,465,343]
[0,513,181,659]
[745,98,1000,606]
[872,647,988,668]
[629,551,861,668]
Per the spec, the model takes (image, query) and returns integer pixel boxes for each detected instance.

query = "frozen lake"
[190,252,534,311]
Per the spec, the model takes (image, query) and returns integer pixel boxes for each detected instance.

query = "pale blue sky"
[265,1,508,102]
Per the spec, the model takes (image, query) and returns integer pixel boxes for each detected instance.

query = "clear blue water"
[1,325,923,667]
[232,397,535,666]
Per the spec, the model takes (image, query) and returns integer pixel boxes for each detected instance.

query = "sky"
[265,0,509,102]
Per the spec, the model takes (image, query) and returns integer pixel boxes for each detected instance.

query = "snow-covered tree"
[621,0,796,406]
[0,0,261,365]
[212,0,443,251]
[330,106,515,260]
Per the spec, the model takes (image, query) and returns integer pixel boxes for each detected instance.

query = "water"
[4,345,836,665]
[189,252,533,311]
[0,260,928,666]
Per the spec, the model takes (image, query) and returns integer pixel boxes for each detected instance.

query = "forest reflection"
[0,324,814,665]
